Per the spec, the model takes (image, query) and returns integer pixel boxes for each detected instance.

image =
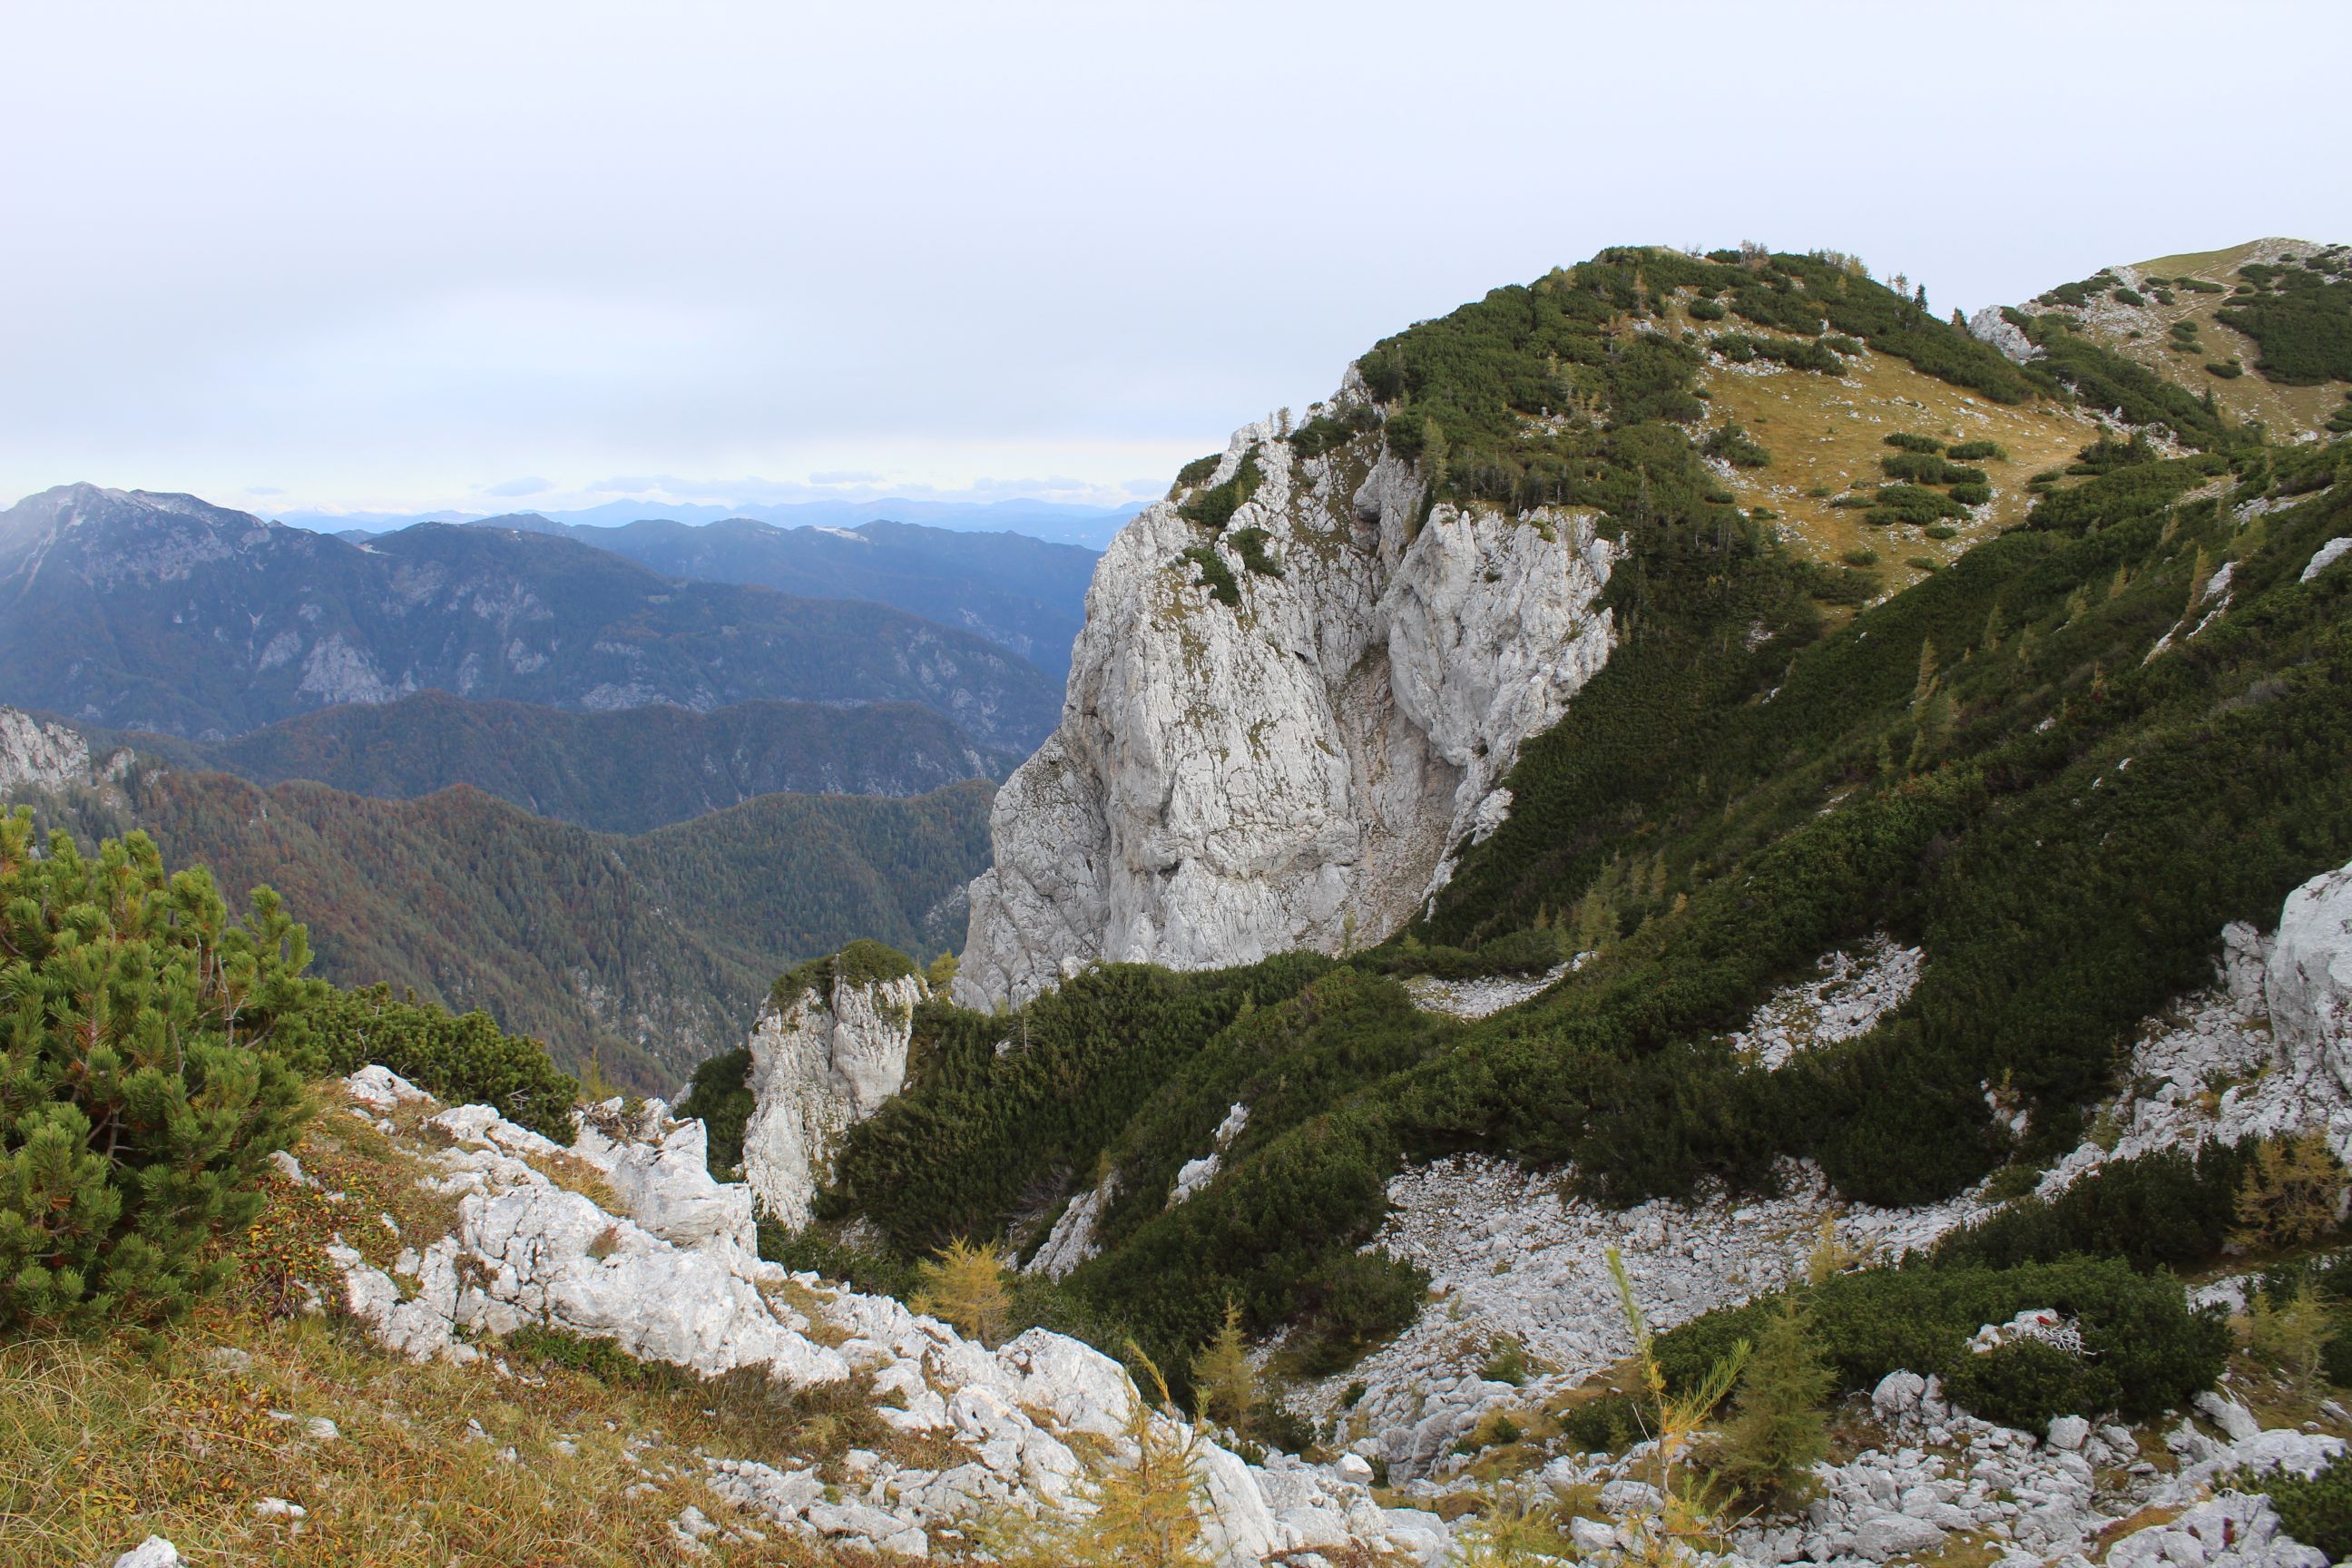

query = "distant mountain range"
[286,495,1143,550]
[0,485,1063,749]
[87,689,1017,835]
[443,514,1098,680]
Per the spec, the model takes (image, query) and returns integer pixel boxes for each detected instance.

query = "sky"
[3,0,2347,523]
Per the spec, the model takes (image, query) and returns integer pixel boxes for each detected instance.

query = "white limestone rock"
[1968,305,2043,365]
[958,395,1617,1008]
[740,965,927,1230]
[574,1097,756,1252]
[113,1537,183,1568]
[2300,536,2350,583]
[1024,1170,1115,1279]
[2269,858,2352,1093]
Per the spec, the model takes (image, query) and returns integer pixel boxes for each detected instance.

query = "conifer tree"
[1189,1296,1257,1432]
[913,1237,1014,1346]
[1912,637,1939,707]
[0,812,322,1330]
[2231,1132,2344,1251]
[1713,1298,1834,1505]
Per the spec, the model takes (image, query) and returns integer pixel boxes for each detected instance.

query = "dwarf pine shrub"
[0,813,322,1331]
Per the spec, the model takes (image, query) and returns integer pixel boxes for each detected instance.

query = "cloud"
[480,475,554,497]
[808,469,882,485]
[245,485,286,495]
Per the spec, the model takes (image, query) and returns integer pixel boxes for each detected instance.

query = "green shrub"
[1704,424,1771,469]
[1656,1258,2228,1423]
[1842,548,1880,567]
[1688,298,1728,322]
[1947,441,2005,462]
[2208,361,2245,379]
[1949,484,1991,506]
[0,815,322,1331]
[1936,1142,2251,1273]
[1886,433,1945,454]
[677,1046,753,1176]
[1180,544,1240,607]
[313,987,581,1141]
[1283,1250,1429,1376]
[1881,453,1989,486]
[1907,557,1940,573]
[1868,485,1971,526]
[1943,1338,2121,1428]
[1173,454,1221,488]
[2256,1455,2352,1559]
[1287,405,1378,459]
[1229,526,1283,578]
[1561,1392,1646,1453]
[770,938,919,1011]
[1178,452,1265,532]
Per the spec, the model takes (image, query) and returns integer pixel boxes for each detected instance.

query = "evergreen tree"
[1713,1298,1834,1505]
[0,812,322,1330]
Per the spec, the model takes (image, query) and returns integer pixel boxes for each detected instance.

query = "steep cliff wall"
[739,965,928,1230]
[957,387,1616,1008]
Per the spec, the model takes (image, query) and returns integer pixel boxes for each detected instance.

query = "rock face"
[0,705,129,797]
[2269,858,2352,1093]
[957,393,1617,1007]
[740,966,928,1230]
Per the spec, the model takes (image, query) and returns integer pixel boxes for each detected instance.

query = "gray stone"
[2048,1415,2090,1451]
[1855,1512,1946,1561]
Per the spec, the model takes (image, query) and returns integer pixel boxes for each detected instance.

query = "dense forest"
[25,766,994,1093]
[93,690,1014,834]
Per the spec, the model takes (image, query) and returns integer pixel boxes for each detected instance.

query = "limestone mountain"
[88,689,1015,834]
[467,514,1101,680]
[0,485,1063,749]
[777,241,2352,1427]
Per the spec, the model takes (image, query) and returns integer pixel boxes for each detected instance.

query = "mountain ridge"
[0,484,1063,749]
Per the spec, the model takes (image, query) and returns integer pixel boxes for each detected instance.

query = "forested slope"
[93,690,1014,833]
[26,764,994,1093]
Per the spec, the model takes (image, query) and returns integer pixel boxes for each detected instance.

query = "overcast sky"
[3,1,2346,520]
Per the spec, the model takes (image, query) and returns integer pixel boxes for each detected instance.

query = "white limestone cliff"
[740,965,928,1230]
[957,387,1617,1008]
[2269,858,2352,1093]
[0,705,132,797]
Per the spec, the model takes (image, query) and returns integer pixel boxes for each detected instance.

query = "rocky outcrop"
[2269,858,2352,1093]
[958,391,1617,1007]
[740,965,928,1230]
[1965,305,2042,365]
[0,705,131,798]
[327,1066,1446,1566]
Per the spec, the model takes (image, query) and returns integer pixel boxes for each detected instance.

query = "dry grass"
[2107,240,2346,441]
[0,1076,992,1566]
[0,1312,918,1566]
[1683,327,2092,593]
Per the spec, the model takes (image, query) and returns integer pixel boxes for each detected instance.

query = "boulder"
[1856,1512,1947,1562]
